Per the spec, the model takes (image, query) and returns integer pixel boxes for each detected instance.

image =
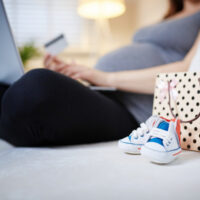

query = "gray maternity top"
[95,11,200,123]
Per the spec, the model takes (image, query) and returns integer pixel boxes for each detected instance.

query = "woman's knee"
[20,68,61,91]
[1,69,49,116]
[2,69,70,113]
[22,68,74,94]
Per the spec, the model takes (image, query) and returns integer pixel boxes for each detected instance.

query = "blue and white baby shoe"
[118,116,163,154]
[141,118,181,164]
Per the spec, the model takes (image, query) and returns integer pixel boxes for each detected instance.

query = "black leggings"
[0,69,138,147]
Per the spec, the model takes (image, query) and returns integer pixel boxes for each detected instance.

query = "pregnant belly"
[95,43,166,72]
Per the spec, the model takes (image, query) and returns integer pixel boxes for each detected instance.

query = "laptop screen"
[0,0,24,85]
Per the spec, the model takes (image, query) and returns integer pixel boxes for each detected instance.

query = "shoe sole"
[141,145,182,164]
[118,140,142,155]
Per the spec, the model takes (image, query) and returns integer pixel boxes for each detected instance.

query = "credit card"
[44,34,68,55]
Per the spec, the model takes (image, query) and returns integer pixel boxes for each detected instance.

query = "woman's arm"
[107,32,200,94]
[107,61,186,94]
[44,33,200,94]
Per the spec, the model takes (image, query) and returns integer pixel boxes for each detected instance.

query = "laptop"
[0,0,116,91]
[0,0,24,85]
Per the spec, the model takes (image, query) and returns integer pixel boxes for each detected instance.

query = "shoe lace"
[130,123,149,139]
[149,128,172,147]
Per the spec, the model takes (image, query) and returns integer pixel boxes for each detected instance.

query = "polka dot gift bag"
[153,72,200,151]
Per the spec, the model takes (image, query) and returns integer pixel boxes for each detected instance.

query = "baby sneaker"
[141,118,181,164]
[118,115,164,154]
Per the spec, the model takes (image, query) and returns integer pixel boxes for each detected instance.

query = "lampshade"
[78,0,126,19]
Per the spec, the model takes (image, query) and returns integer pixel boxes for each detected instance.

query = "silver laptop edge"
[0,0,24,85]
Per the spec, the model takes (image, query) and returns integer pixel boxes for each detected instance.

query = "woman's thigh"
[0,69,138,146]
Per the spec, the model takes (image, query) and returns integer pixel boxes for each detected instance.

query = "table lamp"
[78,0,126,55]
[78,0,126,19]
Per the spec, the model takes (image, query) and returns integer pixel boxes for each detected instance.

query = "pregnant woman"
[0,0,200,146]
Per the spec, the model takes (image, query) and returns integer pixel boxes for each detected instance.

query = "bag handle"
[168,81,200,124]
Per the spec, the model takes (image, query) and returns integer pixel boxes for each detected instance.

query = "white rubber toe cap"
[119,136,130,144]
[145,141,165,152]
[118,137,141,154]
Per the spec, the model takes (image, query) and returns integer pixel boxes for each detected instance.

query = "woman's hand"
[43,54,113,86]
[44,54,70,73]
[64,63,114,86]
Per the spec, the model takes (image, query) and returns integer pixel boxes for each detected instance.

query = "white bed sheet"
[0,139,200,200]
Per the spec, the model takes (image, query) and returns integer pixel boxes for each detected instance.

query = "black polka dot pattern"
[153,72,200,151]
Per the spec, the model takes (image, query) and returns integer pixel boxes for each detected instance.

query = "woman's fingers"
[44,54,52,68]
[43,55,89,79]
[71,73,81,80]
[44,54,60,70]
[65,69,76,77]
[56,63,69,72]
[65,65,84,76]
[52,56,63,65]
[66,67,91,81]
[44,54,70,72]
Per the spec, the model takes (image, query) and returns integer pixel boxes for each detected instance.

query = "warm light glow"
[78,0,126,19]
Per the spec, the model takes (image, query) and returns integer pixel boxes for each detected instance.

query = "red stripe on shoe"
[173,150,182,156]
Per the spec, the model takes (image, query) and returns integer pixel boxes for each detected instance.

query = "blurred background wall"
[4,0,169,70]
[109,0,168,50]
